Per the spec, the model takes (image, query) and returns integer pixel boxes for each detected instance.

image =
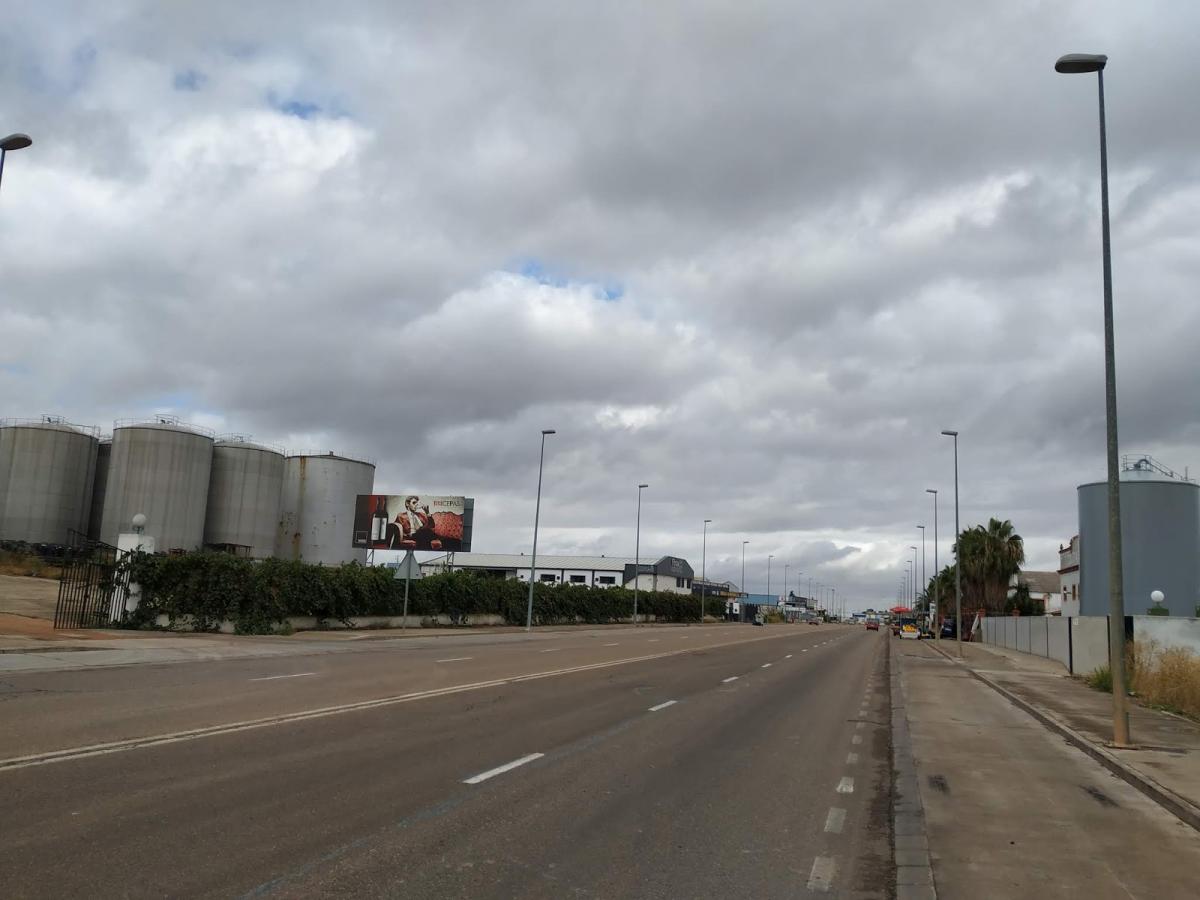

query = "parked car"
[940,620,957,639]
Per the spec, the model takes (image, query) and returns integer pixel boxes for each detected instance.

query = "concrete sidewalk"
[929,639,1200,825]
[895,639,1200,898]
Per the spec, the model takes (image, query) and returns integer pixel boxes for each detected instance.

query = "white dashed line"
[648,639,660,643]
[807,856,836,892]
[761,663,772,668]
[846,752,859,765]
[540,648,561,653]
[785,654,793,659]
[463,753,545,785]
[603,642,620,647]
[824,807,846,834]
[436,657,473,663]
[802,649,809,653]
[648,700,677,712]
[836,776,855,794]
[721,676,739,683]
[249,672,316,682]
[851,734,863,745]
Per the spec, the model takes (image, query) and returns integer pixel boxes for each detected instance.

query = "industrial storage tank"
[275,452,375,566]
[203,436,285,558]
[100,418,214,551]
[86,437,112,541]
[0,417,99,545]
[1078,455,1200,618]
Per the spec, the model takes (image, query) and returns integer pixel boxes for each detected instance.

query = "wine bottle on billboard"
[372,496,388,543]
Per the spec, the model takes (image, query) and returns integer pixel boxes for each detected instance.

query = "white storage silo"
[101,418,214,551]
[1078,456,1200,618]
[204,436,285,558]
[275,452,375,565]
[87,437,112,542]
[0,417,99,545]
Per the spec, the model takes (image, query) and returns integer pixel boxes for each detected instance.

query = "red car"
[865,619,880,631]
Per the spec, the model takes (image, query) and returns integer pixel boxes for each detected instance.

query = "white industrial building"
[419,552,695,594]
[1058,535,1080,616]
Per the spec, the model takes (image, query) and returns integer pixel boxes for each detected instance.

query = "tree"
[952,518,1025,614]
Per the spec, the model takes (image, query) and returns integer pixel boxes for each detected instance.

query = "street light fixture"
[0,132,32,194]
[701,519,712,624]
[525,430,556,631]
[941,430,963,657]
[634,484,649,627]
[917,525,926,614]
[1055,51,1130,747]
[926,489,939,640]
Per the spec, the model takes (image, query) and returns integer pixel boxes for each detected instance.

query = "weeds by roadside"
[0,550,63,580]
[1085,640,1200,721]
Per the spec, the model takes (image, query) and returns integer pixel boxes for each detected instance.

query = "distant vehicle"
[940,620,957,639]
[865,619,879,631]
[807,618,820,626]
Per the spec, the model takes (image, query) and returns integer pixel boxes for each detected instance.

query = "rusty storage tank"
[0,417,99,545]
[86,437,112,541]
[275,452,375,565]
[203,436,285,558]
[100,417,214,551]
[1078,455,1200,618]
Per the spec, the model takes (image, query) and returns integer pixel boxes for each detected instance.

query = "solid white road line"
[462,752,545,785]
[721,676,739,683]
[648,700,677,712]
[846,752,859,765]
[851,734,863,745]
[836,776,855,794]
[436,657,473,663]
[824,807,847,834]
[249,672,317,682]
[761,663,772,668]
[807,856,836,892]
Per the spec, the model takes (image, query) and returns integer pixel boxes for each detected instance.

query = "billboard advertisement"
[353,494,473,552]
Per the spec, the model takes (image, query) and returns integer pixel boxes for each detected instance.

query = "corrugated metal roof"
[421,553,637,572]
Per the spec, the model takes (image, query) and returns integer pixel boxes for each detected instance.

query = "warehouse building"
[419,552,694,594]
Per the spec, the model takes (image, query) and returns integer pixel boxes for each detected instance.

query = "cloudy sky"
[3,1,1198,609]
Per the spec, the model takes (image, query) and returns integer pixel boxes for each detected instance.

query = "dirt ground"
[0,574,59,619]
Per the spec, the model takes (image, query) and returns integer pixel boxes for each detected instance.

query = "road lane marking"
[436,657,473,663]
[807,856,836,892]
[0,631,797,773]
[836,776,855,794]
[539,648,562,653]
[846,752,859,765]
[851,734,863,745]
[249,672,317,682]
[648,700,677,712]
[824,808,846,834]
[647,639,660,643]
[722,676,739,683]
[761,663,772,668]
[802,649,809,653]
[603,642,620,646]
[785,654,793,659]
[462,752,544,785]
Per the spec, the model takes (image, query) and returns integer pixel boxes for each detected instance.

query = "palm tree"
[953,518,1025,613]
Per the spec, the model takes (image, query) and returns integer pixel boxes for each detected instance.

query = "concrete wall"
[1072,616,1111,675]
[1132,616,1200,656]
[979,615,1109,675]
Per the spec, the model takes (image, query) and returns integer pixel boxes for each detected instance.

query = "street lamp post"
[701,519,712,624]
[525,430,556,631]
[767,555,773,603]
[1056,51,1130,746]
[927,489,939,640]
[634,484,649,627]
[910,546,918,613]
[918,525,926,616]
[941,431,963,658]
[0,133,32,194]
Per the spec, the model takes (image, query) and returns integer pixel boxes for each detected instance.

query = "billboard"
[353,494,473,552]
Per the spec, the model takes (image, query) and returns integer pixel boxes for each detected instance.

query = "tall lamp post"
[767,555,774,603]
[784,563,790,601]
[910,546,918,613]
[633,484,649,627]
[926,489,939,640]
[917,525,926,616]
[525,429,556,631]
[701,519,712,624]
[941,430,963,657]
[0,133,32,193]
[1055,52,1130,747]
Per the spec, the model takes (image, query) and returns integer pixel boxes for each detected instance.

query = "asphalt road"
[1,624,890,898]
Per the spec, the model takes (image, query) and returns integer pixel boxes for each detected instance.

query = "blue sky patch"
[513,258,623,301]
[269,92,321,119]
[173,69,207,91]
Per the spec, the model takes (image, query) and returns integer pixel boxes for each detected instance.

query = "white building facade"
[419,553,695,594]
[1058,535,1080,617]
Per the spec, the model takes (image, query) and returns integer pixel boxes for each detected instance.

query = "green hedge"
[122,552,709,633]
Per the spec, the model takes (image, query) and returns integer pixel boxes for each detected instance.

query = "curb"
[890,638,938,899]
[926,641,1200,834]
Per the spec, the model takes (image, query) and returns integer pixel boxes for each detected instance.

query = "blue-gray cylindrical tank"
[101,420,214,551]
[204,438,285,558]
[0,418,99,545]
[275,452,375,566]
[1078,471,1200,617]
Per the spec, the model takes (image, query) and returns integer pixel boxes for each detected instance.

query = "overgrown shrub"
[1086,665,1112,693]
[1128,639,1200,720]
[121,552,709,632]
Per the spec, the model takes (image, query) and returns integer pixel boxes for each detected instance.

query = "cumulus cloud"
[3,0,1199,606]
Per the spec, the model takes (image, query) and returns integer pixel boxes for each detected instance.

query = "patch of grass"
[0,550,63,580]
[1086,665,1112,693]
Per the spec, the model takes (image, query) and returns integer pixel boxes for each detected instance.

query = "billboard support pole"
[402,549,415,629]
